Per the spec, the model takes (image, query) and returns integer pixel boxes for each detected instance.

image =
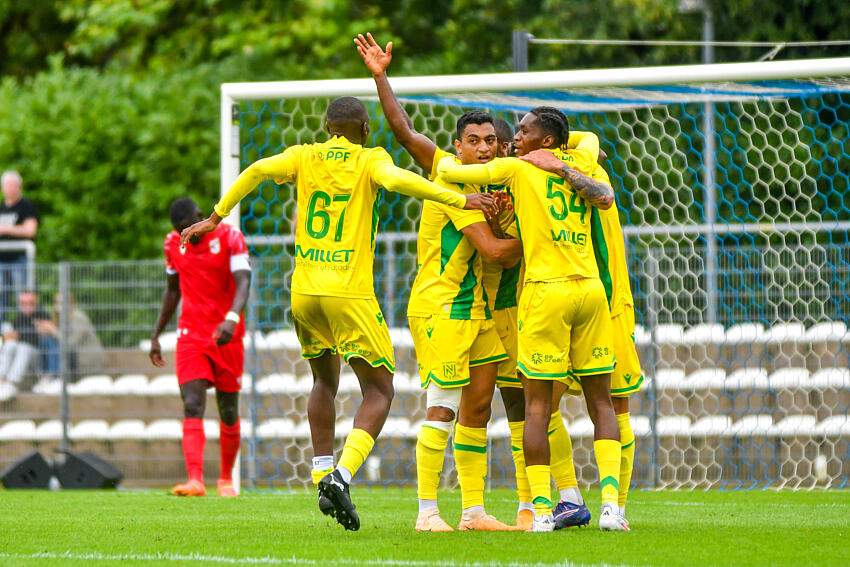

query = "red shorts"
[176,334,244,392]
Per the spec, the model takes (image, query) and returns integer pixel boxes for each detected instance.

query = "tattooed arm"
[519,149,614,210]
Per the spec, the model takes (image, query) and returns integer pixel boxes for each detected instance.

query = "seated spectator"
[0,290,58,392]
[52,293,106,378]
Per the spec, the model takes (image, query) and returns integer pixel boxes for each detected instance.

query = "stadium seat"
[334,418,354,438]
[655,369,686,390]
[255,373,297,394]
[382,417,411,438]
[31,376,62,395]
[768,367,810,388]
[69,419,110,440]
[108,419,146,440]
[337,371,360,394]
[488,418,510,439]
[690,416,732,437]
[392,372,419,394]
[769,414,817,437]
[634,324,651,346]
[655,416,691,436]
[764,322,805,344]
[682,323,725,345]
[34,419,63,441]
[139,331,179,353]
[568,417,594,438]
[147,374,180,395]
[726,368,769,390]
[112,374,150,395]
[243,331,269,350]
[727,414,773,437]
[389,327,415,349]
[811,368,850,388]
[683,368,726,390]
[203,419,220,440]
[256,418,295,439]
[654,324,684,344]
[724,323,766,344]
[814,416,850,437]
[144,419,182,440]
[0,380,16,402]
[0,419,36,441]
[804,321,848,342]
[631,415,651,437]
[68,375,113,396]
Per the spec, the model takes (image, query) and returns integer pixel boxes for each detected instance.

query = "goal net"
[222,58,850,491]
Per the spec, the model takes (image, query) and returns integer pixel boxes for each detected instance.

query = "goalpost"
[222,57,850,491]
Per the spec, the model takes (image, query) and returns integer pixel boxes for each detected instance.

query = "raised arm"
[355,33,437,172]
[519,150,614,210]
[372,162,498,218]
[567,130,607,163]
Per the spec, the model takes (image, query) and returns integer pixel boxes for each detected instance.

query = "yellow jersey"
[438,146,598,284]
[588,164,634,317]
[214,136,466,299]
[407,148,491,319]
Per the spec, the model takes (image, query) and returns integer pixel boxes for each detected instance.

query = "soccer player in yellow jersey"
[438,106,625,532]
[355,33,523,532]
[180,96,498,531]
[523,138,642,530]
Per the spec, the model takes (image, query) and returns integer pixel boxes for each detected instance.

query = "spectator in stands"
[0,290,59,393]
[0,171,39,321]
[51,293,106,379]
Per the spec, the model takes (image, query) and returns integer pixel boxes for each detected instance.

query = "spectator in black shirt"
[0,290,58,395]
[0,171,39,321]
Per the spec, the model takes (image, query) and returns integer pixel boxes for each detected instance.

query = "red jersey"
[163,223,249,340]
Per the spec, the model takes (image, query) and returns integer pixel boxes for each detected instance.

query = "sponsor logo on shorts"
[532,352,565,365]
[624,373,634,384]
[341,341,372,358]
[592,346,612,359]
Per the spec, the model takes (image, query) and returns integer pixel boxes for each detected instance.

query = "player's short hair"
[529,106,570,148]
[455,110,494,140]
[493,118,513,144]
[169,197,199,227]
[326,97,369,125]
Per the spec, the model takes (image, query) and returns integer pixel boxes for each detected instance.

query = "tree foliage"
[0,0,847,260]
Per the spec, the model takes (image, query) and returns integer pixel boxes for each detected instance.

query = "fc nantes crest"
[442,362,456,380]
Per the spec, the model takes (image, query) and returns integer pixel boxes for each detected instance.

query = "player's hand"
[180,218,217,246]
[463,193,499,220]
[214,320,236,346]
[598,148,608,163]
[354,32,392,75]
[149,336,166,367]
[492,190,513,212]
[518,149,567,175]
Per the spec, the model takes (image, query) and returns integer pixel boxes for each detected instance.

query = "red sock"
[182,418,205,482]
[219,419,241,481]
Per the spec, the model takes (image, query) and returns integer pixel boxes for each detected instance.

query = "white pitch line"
[0,551,644,567]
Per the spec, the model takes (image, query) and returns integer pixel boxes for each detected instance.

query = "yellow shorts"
[291,292,395,372]
[492,307,521,389]
[517,278,615,382]
[409,315,508,389]
[565,306,643,397]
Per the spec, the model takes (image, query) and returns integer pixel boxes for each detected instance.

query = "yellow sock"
[453,424,488,510]
[617,412,635,508]
[311,468,333,486]
[594,439,621,505]
[548,410,578,491]
[416,422,450,501]
[508,421,531,504]
[526,464,553,516]
[337,428,375,480]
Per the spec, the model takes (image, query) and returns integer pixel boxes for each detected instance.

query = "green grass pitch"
[0,487,848,566]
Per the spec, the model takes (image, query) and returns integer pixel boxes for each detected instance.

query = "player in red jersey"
[150,197,251,497]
